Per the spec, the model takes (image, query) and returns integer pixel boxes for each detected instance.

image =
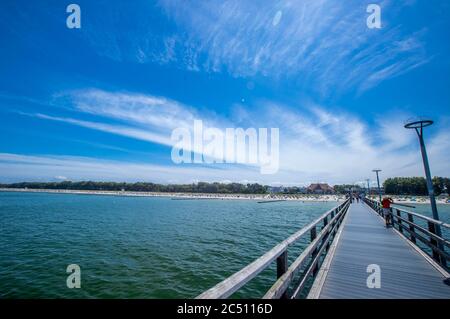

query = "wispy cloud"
[69,0,431,96]
[153,0,428,95]
[9,89,450,184]
[0,1,447,185]
[24,89,236,164]
[33,113,173,146]
[58,89,200,130]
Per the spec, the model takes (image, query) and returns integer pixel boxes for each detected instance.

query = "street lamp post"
[372,169,382,203]
[405,119,441,238]
[366,179,370,196]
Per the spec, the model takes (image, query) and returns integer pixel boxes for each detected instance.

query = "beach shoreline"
[0,188,342,201]
[0,188,449,204]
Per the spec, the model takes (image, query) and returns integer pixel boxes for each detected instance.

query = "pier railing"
[197,199,351,299]
[364,197,449,270]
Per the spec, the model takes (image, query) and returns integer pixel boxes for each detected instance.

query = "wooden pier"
[197,198,450,299]
[309,201,449,298]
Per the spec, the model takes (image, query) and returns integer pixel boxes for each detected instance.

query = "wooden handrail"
[366,197,450,229]
[197,199,351,299]
[394,223,450,261]
[263,205,347,299]
[392,214,450,249]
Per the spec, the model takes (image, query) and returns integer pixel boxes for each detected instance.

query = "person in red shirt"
[381,197,394,227]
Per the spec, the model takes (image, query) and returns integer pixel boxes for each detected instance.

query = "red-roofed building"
[306,183,335,194]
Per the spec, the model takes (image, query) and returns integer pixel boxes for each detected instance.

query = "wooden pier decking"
[198,198,450,299]
[310,202,450,299]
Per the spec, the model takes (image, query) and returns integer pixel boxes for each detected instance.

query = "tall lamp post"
[405,119,441,237]
[366,179,370,196]
[372,169,382,203]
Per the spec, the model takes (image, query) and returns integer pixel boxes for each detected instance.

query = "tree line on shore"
[331,178,449,196]
[0,177,448,195]
[383,177,450,196]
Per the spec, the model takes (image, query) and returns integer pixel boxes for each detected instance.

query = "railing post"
[374,201,380,215]
[323,216,328,230]
[310,227,319,276]
[276,251,288,299]
[310,226,317,242]
[276,251,288,278]
[427,222,442,264]
[325,238,332,252]
[396,209,403,234]
[407,213,416,244]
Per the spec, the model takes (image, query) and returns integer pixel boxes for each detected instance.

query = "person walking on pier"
[381,197,394,227]
[359,192,364,202]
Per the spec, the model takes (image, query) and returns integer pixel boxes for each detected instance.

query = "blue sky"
[0,0,449,185]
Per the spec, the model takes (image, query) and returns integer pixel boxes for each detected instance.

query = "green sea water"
[0,191,341,299]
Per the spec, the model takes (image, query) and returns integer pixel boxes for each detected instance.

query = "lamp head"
[404,117,433,129]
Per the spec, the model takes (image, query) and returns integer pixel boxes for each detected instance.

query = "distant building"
[268,186,284,193]
[269,186,308,194]
[306,183,335,194]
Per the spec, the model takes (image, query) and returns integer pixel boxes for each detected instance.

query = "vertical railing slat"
[407,213,416,244]
[427,222,442,264]
[276,251,289,299]
[397,209,403,234]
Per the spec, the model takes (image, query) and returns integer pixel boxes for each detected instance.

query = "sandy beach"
[0,188,344,202]
[366,195,450,205]
[1,188,449,204]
